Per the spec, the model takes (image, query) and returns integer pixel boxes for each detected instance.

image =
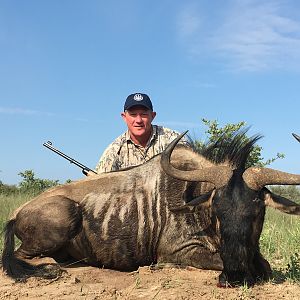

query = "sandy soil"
[0,264,300,300]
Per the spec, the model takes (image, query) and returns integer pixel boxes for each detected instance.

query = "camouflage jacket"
[95,125,191,173]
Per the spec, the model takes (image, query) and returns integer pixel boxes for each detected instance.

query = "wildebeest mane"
[200,129,262,170]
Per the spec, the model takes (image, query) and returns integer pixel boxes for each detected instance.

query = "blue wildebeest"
[2,131,300,287]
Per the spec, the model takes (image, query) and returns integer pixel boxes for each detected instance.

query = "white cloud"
[213,1,300,71]
[177,4,203,38]
[177,0,300,72]
[0,107,54,116]
[0,106,99,123]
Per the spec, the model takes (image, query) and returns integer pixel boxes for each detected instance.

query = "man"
[91,92,191,174]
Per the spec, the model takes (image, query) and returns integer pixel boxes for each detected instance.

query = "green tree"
[18,170,59,195]
[194,119,284,168]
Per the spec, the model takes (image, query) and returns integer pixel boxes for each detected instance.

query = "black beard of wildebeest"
[2,130,300,288]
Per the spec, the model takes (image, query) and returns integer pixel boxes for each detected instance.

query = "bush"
[194,119,284,168]
[0,181,18,195]
[18,170,59,196]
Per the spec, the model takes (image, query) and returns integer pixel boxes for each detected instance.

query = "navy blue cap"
[124,93,153,111]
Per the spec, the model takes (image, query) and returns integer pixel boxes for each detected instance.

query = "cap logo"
[133,94,143,101]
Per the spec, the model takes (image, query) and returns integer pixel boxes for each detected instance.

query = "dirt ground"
[1,264,300,300]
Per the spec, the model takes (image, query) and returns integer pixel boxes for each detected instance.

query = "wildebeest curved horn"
[292,133,300,143]
[161,131,233,188]
[243,167,300,190]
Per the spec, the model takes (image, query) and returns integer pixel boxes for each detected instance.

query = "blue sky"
[1,0,300,184]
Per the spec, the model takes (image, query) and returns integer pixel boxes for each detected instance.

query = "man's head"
[121,93,156,145]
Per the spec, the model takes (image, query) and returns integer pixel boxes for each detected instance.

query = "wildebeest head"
[161,131,300,287]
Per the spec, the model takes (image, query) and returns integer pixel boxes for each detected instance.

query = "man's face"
[121,106,156,138]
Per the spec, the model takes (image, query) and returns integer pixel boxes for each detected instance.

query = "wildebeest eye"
[253,197,261,203]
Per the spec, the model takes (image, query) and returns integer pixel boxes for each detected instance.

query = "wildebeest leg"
[183,249,223,270]
[158,246,223,271]
[12,195,82,279]
[252,251,272,281]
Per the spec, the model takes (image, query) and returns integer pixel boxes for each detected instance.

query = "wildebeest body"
[8,151,221,274]
[2,132,300,287]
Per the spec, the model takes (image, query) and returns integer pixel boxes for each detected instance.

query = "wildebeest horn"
[243,167,300,190]
[161,131,233,188]
[292,133,300,143]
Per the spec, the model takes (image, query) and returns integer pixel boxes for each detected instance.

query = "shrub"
[0,181,18,195]
[18,170,59,196]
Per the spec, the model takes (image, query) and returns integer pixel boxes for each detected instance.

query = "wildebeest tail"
[2,219,17,276]
[1,219,39,279]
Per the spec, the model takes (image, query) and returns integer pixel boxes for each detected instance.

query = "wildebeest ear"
[186,190,215,208]
[263,187,300,215]
[170,190,215,212]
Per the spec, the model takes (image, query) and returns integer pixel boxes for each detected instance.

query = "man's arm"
[86,146,117,176]
[94,143,121,174]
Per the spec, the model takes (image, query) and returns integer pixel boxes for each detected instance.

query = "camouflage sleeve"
[95,143,120,173]
[161,127,195,150]
[181,133,195,149]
